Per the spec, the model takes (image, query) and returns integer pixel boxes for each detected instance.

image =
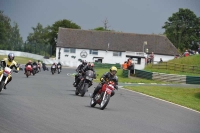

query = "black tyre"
[0,81,4,92]
[100,93,110,110]
[90,98,97,107]
[81,83,88,97]
[26,71,30,78]
[75,89,79,95]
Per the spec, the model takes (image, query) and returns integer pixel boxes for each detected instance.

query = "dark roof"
[57,28,179,55]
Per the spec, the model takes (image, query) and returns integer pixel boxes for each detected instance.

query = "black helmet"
[8,53,15,62]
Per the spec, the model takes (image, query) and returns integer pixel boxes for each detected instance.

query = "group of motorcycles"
[51,64,61,75]
[74,67,117,110]
[25,64,41,78]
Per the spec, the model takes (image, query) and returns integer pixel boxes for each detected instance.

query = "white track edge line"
[120,87,200,114]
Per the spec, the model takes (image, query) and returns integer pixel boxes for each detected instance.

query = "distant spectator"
[159,58,163,63]
[149,52,154,63]
[184,50,189,57]
[122,61,128,70]
[127,58,134,74]
[198,46,200,54]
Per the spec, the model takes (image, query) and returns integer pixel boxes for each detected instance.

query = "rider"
[0,53,19,89]
[24,60,33,74]
[91,66,118,98]
[51,62,57,72]
[57,61,62,71]
[81,62,96,87]
[37,60,42,71]
[73,60,87,87]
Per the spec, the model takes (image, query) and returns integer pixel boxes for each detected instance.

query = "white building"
[56,28,179,69]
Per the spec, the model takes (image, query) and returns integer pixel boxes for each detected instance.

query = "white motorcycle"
[0,61,18,92]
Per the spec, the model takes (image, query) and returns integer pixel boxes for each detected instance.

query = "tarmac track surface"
[0,68,199,133]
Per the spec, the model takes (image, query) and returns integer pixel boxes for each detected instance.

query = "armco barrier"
[135,69,153,80]
[122,69,129,77]
[186,76,200,84]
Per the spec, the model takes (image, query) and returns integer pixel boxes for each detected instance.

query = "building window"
[113,52,122,56]
[90,50,98,55]
[64,48,76,53]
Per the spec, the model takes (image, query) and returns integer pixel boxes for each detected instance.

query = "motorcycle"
[51,64,56,75]
[57,64,61,74]
[38,64,41,72]
[25,65,32,78]
[90,81,115,110]
[75,70,94,97]
[32,64,37,75]
[0,61,17,92]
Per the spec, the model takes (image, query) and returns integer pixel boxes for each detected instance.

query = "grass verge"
[124,86,200,112]
[0,55,36,64]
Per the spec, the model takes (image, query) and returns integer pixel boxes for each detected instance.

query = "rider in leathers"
[57,62,62,71]
[91,66,118,98]
[73,60,87,87]
[0,53,19,89]
[79,63,96,87]
[24,60,33,74]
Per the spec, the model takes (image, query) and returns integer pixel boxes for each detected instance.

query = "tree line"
[0,8,200,56]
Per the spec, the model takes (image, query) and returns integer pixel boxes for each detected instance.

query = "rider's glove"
[100,78,105,83]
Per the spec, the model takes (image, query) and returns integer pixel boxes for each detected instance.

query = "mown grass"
[124,86,200,112]
[0,55,36,64]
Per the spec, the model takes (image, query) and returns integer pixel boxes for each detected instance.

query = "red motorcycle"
[25,65,32,78]
[90,81,115,110]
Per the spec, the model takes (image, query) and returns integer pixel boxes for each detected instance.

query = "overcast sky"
[1,0,200,41]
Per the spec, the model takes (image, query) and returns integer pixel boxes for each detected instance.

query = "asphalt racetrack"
[0,68,199,133]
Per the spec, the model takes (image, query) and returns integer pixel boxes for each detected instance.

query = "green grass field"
[124,86,200,112]
[0,55,37,64]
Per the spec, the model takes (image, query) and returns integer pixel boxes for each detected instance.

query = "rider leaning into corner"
[0,53,19,89]
[91,66,118,98]
[73,60,87,87]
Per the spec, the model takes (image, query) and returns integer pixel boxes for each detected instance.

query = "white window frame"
[113,52,122,56]
[90,50,98,55]
[64,48,76,53]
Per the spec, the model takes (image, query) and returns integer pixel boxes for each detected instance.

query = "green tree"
[10,22,23,51]
[48,19,81,56]
[0,10,12,49]
[26,23,49,54]
[162,8,200,51]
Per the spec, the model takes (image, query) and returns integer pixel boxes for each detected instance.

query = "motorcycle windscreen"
[85,70,94,78]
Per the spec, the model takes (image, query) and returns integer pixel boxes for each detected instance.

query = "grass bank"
[124,86,200,112]
[0,55,36,64]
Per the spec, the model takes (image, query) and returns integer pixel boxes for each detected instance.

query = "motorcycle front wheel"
[90,98,97,107]
[0,81,4,92]
[81,83,88,97]
[100,93,110,110]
